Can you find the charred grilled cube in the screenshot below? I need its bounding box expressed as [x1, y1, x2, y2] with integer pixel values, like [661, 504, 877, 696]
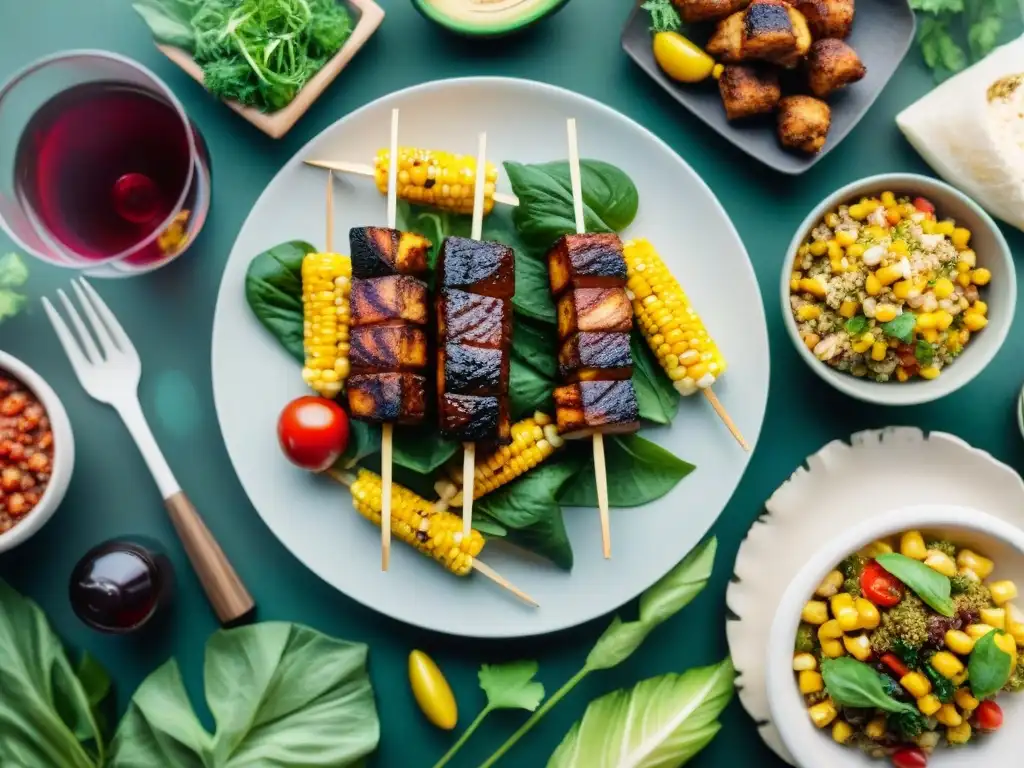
[558, 332, 633, 382]
[347, 372, 426, 424]
[437, 290, 511, 348]
[438, 237, 515, 298]
[553, 380, 640, 439]
[719, 65, 781, 121]
[439, 393, 511, 444]
[349, 226, 430, 278]
[440, 342, 507, 396]
[350, 275, 428, 327]
[547, 233, 626, 297]
[743, 0, 796, 61]
[350, 324, 428, 373]
[557, 287, 632, 340]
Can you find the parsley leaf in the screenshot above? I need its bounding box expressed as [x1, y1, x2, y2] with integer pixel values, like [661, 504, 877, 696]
[910, 0, 1010, 80]
[641, 0, 681, 33]
[844, 315, 868, 335]
[478, 661, 545, 712]
[882, 313, 916, 343]
[915, 339, 935, 365]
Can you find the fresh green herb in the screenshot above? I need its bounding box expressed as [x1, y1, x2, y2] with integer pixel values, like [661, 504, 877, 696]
[881, 313, 916, 344]
[892, 638, 920, 668]
[245, 239, 309, 362]
[925, 539, 957, 558]
[631, 333, 680, 425]
[795, 623, 817, 653]
[0, 252, 29, 323]
[888, 709, 927, 740]
[969, 629, 1015, 699]
[1004, 652, 1024, 692]
[876, 553, 955, 616]
[924, 662, 955, 702]
[870, 593, 930, 654]
[820, 657, 921, 716]
[641, 0, 681, 32]
[844, 315, 868, 335]
[915, 339, 935, 366]
[546, 659, 734, 768]
[911, 0, 1013, 80]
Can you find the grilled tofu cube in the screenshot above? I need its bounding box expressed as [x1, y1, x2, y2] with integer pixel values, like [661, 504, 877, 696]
[558, 332, 633, 382]
[553, 380, 640, 439]
[743, 0, 796, 61]
[547, 233, 627, 297]
[349, 226, 430, 278]
[719, 65, 781, 121]
[347, 372, 426, 424]
[791, 0, 854, 39]
[438, 237, 515, 298]
[350, 275, 428, 327]
[557, 287, 632, 340]
[675, 0, 751, 23]
[439, 394, 511, 444]
[706, 11, 744, 63]
[437, 290, 510, 348]
[778, 95, 832, 154]
[350, 324, 428, 373]
[807, 39, 866, 98]
[440, 342, 508, 396]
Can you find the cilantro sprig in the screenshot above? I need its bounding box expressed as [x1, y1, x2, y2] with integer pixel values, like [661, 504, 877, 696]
[641, 0, 682, 33]
[911, 0, 1015, 80]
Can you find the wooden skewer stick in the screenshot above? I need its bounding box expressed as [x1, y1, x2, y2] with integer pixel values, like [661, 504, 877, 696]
[326, 468, 538, 607]
[703, 389, 749, 451]
[379, 107, 402, 572]
[303, 158, 520, 209]
[566, 118, 612, 560]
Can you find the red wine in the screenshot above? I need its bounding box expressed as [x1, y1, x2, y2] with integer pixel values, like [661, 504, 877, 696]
[14, 81, 194, 263]
[69, 539, 173, 633]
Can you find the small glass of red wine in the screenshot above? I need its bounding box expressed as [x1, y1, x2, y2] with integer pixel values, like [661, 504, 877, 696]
[0, 50, 211, 277]
[69, 538, 174, 634]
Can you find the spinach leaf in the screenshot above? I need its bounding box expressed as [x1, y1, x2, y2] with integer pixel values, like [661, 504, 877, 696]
[476, 462, 576, 570]
[244, 240, 311, 363]
[631, 334, 679, 425]
[820, 657, 920, 715]
[510, 316, 558, 419]
[393, 427, 459, 475]
[514, 249, 556, 323]
[505, 160, 639, 248]
[131, 0, 196, 50]
[338, 421, 380, 469]
[875, 553, 955, 617]
[558, 434, 695, 508]
[110, 622, 379, 767]
[969, 630, 1015, 699]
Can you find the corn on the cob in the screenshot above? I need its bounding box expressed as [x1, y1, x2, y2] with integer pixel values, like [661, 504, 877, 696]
[436, 412, 564, 507]
[350, 468, 484, 576]
[623, 239, 727, 396]
[301, 252, 351, 397]
[373, 148, 499, 215]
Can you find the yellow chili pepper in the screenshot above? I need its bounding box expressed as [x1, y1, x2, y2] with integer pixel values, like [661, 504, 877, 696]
[652, 32, 721, 84]
[409, 650, 458, 730]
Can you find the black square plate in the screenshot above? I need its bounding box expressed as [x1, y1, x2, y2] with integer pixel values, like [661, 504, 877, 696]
[621, 1, 916, 174]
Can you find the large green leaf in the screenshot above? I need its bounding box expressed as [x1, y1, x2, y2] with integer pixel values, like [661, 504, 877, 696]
[110, 622, 379, 767]
[131, 0, 197, 50]
[631, 334, 679, 425]
[244, 240, 311, 363]
[547, 659, 734, 768]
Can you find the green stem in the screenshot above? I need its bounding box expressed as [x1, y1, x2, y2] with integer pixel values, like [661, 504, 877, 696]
[476, 667, 590, 768]
[431, 706, 493, 768]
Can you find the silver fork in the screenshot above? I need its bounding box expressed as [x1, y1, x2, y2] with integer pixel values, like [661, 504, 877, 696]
[43, 279, 253, 625]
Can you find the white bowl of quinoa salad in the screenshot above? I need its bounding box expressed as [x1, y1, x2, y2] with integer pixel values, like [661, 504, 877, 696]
[782, 174, 1015, 406]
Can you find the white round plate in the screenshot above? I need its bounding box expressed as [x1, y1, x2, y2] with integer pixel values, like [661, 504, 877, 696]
[212, 77, 769, 637]
[726, 427, 1024, 765]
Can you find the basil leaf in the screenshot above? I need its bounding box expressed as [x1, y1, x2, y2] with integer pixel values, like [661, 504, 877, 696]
[631, 334, 680, 425]
[875, 553, 955, 617]
[969, 630, 1015, 699]
[821, 658, 919, 715]
[844, 315, 867, 335]
[244, 240, 311, 363]
[881, 313, 916, 343]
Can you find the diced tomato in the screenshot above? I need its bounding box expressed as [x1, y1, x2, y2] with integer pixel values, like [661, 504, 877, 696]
[976, 700, 1003, 731]
[913, 197, 935, 216]
[861, 560, 904, 607]
[881, 653, 910, 678]
[892, 746, 927, 768]
[896, 344, 920, 377]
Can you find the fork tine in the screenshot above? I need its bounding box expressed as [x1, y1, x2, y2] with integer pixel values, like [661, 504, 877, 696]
[56, 289, 102, 364]
[71, 280, 120, 358]
[77, 278, 135, 355]
[42, 298, 92, 382]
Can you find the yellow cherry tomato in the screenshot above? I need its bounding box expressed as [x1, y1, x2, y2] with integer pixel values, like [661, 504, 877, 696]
[408, 650, 458, 730]
[652, 32, 719, 84]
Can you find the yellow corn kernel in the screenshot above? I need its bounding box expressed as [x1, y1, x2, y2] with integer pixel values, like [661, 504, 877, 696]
[957, 248, 977, 268]
[874, 304, 899, 322]
[890, 239, 909, 254]
[825, 212, 841, 228]
[945, 630, 975, 655]
[835, 230, 857, 247]
[957, 549, 994, 580]
[798, 277, 827, 299]
[855, 598, 881, 630]
[966, 624, 996, 640]
[880, 191, 897, 207]
[919, 366, 941, 380]
[957, 272, 972, 288]
[838, 300, 858, 318]
[915, 312, 936, 330]
[843, 633, 872, 661]
[865, 273, 882, 296]
[802, 600, 829, 625]
[922, 218, 937, 234]
[900, 531, 928, 560]
[793, 653, 818, 671]
[799, 670, 824, 694]
[862, 540, 893, 557]
[852, 335, 873, 354]
[896, 366, 910, 382]
[809, 700, 838, 728]
[816, 570, 845, 598]
[790, 275, 802, 292]
[980, 607, 1006, 630]
[973, 300, 988, 316]
[971, 267, 992, 286]
[954, 687, 979, 712]
[900, 672, 932, 698]
[934, 309, 954, 331]
[820, 639, 845, 658]
[832, 720, 854, 744]
[864, 717, 887, 740]
[818, 619, 843, 641]
[947, 722, 972, 745]
[963, 313, 988, 332]
[870, 341, 887, 362]
[952, 670, 969, 686]
[924, 550, 956, 577]
[846, 243, 865, 258]
[809, 240, 828, 256]
[300, 252, 352, 397]
[932, 220, 954, 236]
[826, 239, 843, 258]
[796, 305, 821, 321]
[994, 631, 1017, 659]
[848, 202, 870, 220]
[374, 148, 498, 214]
[935, 703, 962, 727]
[951, 227, 971, 249]
[922, 327, 940, 343]
[892, 279, 915, 300]
[917, 694, 942, 716]
[803, 333, 821, 350]
[991, 581, 1018, 605]
[876, 266, 904, 287]
[931, 651, 964, 679]
[932, 277, 955, 299]
[1006, 604, 1024, 646]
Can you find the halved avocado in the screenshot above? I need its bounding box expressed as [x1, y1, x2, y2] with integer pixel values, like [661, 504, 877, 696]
[411, 0, 572, 38]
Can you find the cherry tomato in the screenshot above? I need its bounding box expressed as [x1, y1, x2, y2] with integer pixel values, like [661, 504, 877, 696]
[881, 652, 910, 678]
[861, 560, 904, 607]
[277, 396, 349, 472]
[976, 699, 1004, 731]
[913, 197, 936, 216]
[892, 746, 927, 768]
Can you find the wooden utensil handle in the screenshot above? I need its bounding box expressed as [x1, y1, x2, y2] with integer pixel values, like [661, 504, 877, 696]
[164, 491, 255, 625]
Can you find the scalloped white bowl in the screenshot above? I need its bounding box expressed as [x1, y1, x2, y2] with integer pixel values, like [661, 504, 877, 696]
[767, 505, 1024, 768]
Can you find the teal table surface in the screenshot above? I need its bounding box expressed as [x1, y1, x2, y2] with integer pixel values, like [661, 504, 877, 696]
[2, 2, 1024, 766]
